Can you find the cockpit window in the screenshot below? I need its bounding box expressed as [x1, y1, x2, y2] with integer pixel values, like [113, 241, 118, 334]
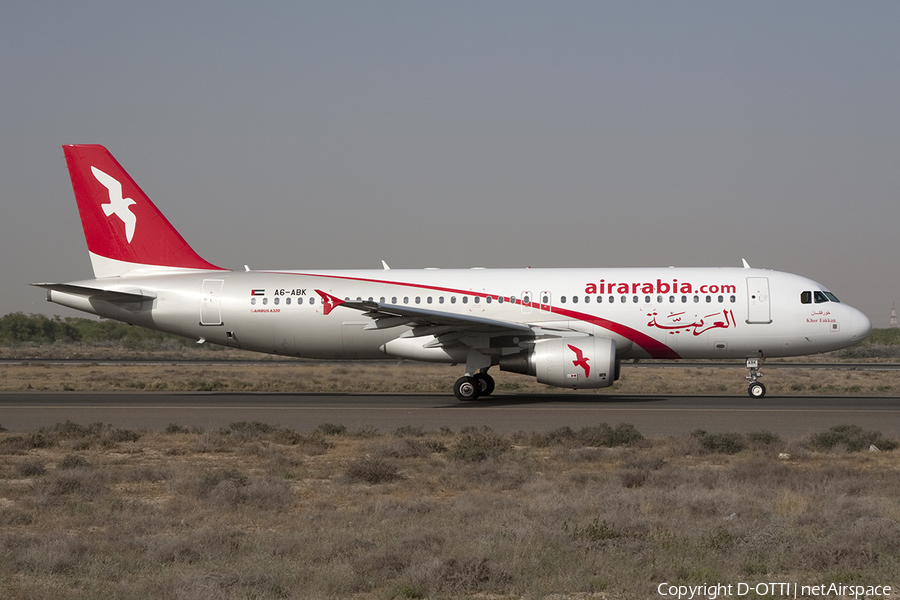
[801, 290, 841, 304]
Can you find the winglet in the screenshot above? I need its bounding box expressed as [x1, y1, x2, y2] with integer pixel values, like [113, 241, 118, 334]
[315, 289, 346, 316]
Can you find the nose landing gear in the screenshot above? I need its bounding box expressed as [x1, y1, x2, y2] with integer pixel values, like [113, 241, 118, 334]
[746, 357, 765, 398]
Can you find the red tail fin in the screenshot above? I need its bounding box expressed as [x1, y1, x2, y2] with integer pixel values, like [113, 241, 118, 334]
[63, 145, 224, 277]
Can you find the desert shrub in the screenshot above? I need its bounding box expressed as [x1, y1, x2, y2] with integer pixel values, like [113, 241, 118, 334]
[316, 423, 347, 436]
[224, 421, 278, 434]
[577, 423, 644, 447]
[747, 430, 781, 446]
[410, 557, 511, 596]
[0, 433, 50, 454]
[692, 430, 746, 454]
[165, 423, 204, 434]
[36, 421, 141, 449]
[15, 460, 46, 477]
[526, 426, 577, 447]
[345, 457, 402, 484]
[394, 425, 426, 437]
[373, 438, 432, 459]
[565, 517, 629, 544]
[178, 468, 249, 500]
[807, 424, 898, 452]
[34, 469, 109, 503]
[57, 455, 90, 470]
[449, 428, 509, 462]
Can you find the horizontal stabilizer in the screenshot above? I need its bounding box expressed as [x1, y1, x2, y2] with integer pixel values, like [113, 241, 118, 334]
[31, 283, 156, 303]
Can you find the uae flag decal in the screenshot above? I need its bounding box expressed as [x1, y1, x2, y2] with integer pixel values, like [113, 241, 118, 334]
[251, 289, 265, 296]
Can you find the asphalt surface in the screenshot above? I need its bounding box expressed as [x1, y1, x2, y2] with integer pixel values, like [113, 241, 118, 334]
[1, 392, 898, 437]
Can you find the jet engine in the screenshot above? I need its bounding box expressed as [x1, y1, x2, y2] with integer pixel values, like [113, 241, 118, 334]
[500, 336, 618, 389]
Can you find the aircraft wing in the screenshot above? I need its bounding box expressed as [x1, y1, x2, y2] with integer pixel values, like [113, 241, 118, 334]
[314, 289, 577, 349]
[31, 283, 156, 304]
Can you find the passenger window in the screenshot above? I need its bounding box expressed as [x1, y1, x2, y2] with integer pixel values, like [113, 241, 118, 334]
[298, 297, 304, 305]
[403, 297, 409, 304]
[572, 296, 578, 304]
[486, 296, 492, 304]
[474, 297, 480, 304]
[262, 298, 268, 305]
[462, 297, 469, 304]
[451, 297, 456, 304]
[309, 297, 315, 305]
[251, 297, 256, 305]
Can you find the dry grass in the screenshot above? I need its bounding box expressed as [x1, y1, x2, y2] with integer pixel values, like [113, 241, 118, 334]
[1, 358, 899, 395]
[1, 342, 897, 395]
[1, 422, 898, 599]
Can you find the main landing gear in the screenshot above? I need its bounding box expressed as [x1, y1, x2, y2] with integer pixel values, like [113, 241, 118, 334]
[746, 357, 766, 398]
[454, 371, 495, 401]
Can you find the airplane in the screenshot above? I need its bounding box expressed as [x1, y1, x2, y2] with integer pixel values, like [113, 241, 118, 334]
[34, 145, 872, 400]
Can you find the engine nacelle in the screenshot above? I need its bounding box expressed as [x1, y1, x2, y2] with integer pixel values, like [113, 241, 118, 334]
[500, 336, 617, 389]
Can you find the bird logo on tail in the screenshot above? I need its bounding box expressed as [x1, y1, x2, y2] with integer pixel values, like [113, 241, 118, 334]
[91, 166, 137, 243]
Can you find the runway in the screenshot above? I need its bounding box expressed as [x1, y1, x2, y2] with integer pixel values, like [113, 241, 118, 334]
[1, 392, 898, 437]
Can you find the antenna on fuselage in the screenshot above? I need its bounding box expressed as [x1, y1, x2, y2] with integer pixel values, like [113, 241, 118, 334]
[741, 258, 751, 269]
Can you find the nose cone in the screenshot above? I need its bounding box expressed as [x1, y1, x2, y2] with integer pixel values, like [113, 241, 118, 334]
[848, 307, 872, 344]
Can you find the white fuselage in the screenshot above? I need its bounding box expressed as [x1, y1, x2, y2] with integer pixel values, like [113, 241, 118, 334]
[46, 266, 872, 362]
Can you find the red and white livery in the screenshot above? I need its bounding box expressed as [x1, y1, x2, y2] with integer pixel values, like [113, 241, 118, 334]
[35, 145, 872, 399]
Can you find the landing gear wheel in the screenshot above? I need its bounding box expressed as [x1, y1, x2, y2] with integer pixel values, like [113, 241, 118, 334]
[748, 382, 766, 398]
[473, 373, 495, 397]
[454, 376, 480, 401]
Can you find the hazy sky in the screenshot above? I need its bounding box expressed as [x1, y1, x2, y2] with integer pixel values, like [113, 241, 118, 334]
[3, 2, 899, 326]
